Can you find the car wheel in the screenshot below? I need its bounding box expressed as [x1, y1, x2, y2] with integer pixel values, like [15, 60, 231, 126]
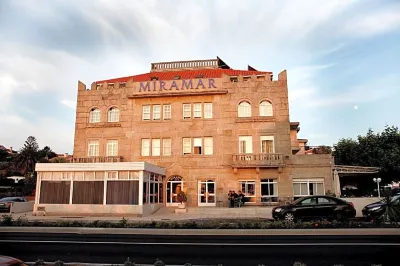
[284, 212, 295, 222]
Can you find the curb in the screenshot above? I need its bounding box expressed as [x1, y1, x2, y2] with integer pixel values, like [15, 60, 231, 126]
[3, 227, 400, 235]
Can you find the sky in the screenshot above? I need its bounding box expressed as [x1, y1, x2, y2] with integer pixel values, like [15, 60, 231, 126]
[0, 0, 399, 153]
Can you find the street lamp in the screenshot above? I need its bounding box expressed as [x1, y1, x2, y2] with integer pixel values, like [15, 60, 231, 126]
[373, 178, 382, 198]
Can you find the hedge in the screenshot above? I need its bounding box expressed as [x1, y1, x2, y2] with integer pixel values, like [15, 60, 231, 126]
[2, 215, 399, 229]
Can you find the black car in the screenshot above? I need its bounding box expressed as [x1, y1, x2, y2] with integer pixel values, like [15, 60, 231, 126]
[0, 197, 27, 212]
[272, 195, 356, 222]
[362, 194, 400, 221]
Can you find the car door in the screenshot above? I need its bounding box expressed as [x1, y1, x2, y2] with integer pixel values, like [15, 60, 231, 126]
[314, 197, 336, 218]
[294, 197, 317, 219]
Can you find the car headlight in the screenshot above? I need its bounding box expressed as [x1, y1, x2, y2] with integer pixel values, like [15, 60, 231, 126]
[274, 208, 282, 213]
[370, 206, 382, 211]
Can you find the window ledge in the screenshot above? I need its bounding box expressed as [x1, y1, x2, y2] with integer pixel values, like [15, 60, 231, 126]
[180, 118, 216, 122]
[236, 116, 275, 123]
[86, 122, 121, 128]
[180, 155, 214, 158]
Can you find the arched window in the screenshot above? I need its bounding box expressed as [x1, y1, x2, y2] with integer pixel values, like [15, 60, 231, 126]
[238, 101, 251, 117]
[108, 107, 120, 122]
[259, 101, 273, 116]
[89, 108, 101, 123]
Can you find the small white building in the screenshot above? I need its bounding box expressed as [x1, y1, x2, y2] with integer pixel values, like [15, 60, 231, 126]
[34, 162, 165, 216]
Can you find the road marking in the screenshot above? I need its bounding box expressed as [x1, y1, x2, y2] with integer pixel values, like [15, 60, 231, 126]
[2, 240, 400, 246]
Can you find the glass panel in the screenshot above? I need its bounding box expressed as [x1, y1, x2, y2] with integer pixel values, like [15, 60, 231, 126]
[193, 103, 202, 118]
[204, 137, 213, 155]
[153, 105, 161, 120]
[142, 105, 150, 120]
[152, 139, 161, 156]
[163, 105, 171, 120]
[141, 139, 150, 156]
[293, 183, 301, 196]
[204, 103, 213, 119]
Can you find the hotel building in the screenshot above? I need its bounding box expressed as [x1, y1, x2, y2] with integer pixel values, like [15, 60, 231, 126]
[34, 57, 334, 216]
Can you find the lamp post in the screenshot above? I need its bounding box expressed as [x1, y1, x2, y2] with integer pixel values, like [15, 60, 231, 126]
[373, 178, 382, 198]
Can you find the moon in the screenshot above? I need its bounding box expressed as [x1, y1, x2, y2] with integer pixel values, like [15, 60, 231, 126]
[354, 105, 358, 110]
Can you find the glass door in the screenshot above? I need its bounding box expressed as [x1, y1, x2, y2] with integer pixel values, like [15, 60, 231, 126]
[198, 180, 216, 206]
[166, 180, 183, 206]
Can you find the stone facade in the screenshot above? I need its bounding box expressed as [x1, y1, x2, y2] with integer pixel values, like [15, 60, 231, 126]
[70, 58, 333, 208]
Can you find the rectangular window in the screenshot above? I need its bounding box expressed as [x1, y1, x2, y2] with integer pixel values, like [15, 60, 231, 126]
[239, 136, 253, 154]
[142, 105, 151, 120]
[193, 138, 202, 154]
[260, 136, 274, 153]
[204, 137, 213, 155]
[163, 104, 171, 120]
[183, 138, 192, 155]
[183, 104, 191, 119]
[152, 139, 161, 156]
[153, 105, 161, 120]
[261, 179, 278, 202]
[141, 139, 150, 156]
[106, 140, 118, 156]
[193, 103, 202, 118]
[88, 140, 99, 157]
[204, 103, 213, 119]
[239, 181, 256, 203]
[293, 180, 324, 198]
[107, 171, 117, 180]
[163, 138, 172, 156]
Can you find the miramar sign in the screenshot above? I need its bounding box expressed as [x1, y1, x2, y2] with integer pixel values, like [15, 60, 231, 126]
[138, 78, 217, 92]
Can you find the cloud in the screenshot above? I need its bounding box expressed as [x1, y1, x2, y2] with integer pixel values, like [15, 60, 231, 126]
[343, 5, 400, 37]
[0, 0, 399, 153]
[61, 100, 76, 109]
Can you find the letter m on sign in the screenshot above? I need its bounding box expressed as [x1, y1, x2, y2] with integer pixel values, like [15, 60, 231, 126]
[139, 82, 151, 92]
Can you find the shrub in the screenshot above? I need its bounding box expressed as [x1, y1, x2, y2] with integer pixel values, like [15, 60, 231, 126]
[124, 257, 136, 266]
[1, 214, 13, 225]
[154, 259, 165, 266]
[54, 260, 65, 266]
[33, 258, 45, 266]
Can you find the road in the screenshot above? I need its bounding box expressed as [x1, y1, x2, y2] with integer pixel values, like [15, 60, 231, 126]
[1, 229, 399, 266]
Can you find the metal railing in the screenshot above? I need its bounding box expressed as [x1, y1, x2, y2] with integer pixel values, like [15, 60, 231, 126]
[232, 153, 284, 167]
[69, 156, 123, 163]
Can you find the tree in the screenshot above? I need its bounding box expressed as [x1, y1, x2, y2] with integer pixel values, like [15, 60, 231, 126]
[14, 136, 40, 176]
[0, 149, 10, 162]
[38, 146, 57, 162]
[333, 125, 400, 176]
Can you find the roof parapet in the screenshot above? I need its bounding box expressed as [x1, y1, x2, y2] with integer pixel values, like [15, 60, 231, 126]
[151, 58, 219, 72]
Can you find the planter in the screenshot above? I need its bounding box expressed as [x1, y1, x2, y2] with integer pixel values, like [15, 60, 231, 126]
[178, 203, 186, 209]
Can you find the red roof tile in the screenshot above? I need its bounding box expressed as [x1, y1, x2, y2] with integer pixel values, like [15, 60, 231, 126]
[95, 69, 271, 84]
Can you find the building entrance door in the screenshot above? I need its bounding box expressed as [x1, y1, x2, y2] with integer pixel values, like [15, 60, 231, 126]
[166, 175, 183, 207]
[198, 180, 216, 206]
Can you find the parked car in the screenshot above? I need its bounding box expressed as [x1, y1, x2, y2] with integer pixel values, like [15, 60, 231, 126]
[272, 195, 356, 222]
[0, 197, 27, 212]
[362, 193, 400, 222]
[0, 256, 27, 266]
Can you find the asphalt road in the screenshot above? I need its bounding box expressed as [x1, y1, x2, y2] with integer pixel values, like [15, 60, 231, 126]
[1, 232, 399, 266]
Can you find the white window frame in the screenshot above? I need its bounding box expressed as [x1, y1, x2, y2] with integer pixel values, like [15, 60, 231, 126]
[238, 101, 251, 117]
[193, 137, 203, 155]
[204, 103, 213, 119]
[204, 137, 213, 155]
[259, 101, 273, 116]
[260, 136, 275, 153]
[141, 139, 150, 156]
[163, 138, 172, 156]
[89, 108, 101, 123]
[239, 181, 256, 202]
[193, 103, 202, 118]
[106, 140, 118, 156]
[261, 179, 278, 199]
[183, 104, 191, 119]
[293, 179, 325, 197]
[163, 104, 171, 120]
[106, 171, 118, 180]
[153, 105, 161, 120]
[142, 105, 151, 120]
[183, 138, 192, 155]
[239, 136, 253, 154]
[88, 140, 99, 157]
[108, 107, 120, 122]
[152, 139, 161, 156]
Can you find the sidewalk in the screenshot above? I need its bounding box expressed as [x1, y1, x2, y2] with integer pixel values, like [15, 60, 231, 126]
[9, 206, 274, 222]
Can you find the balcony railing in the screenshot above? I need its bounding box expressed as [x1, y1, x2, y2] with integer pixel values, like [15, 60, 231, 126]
[232, 153, 285, 168]
[69, 156, 123, 163]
